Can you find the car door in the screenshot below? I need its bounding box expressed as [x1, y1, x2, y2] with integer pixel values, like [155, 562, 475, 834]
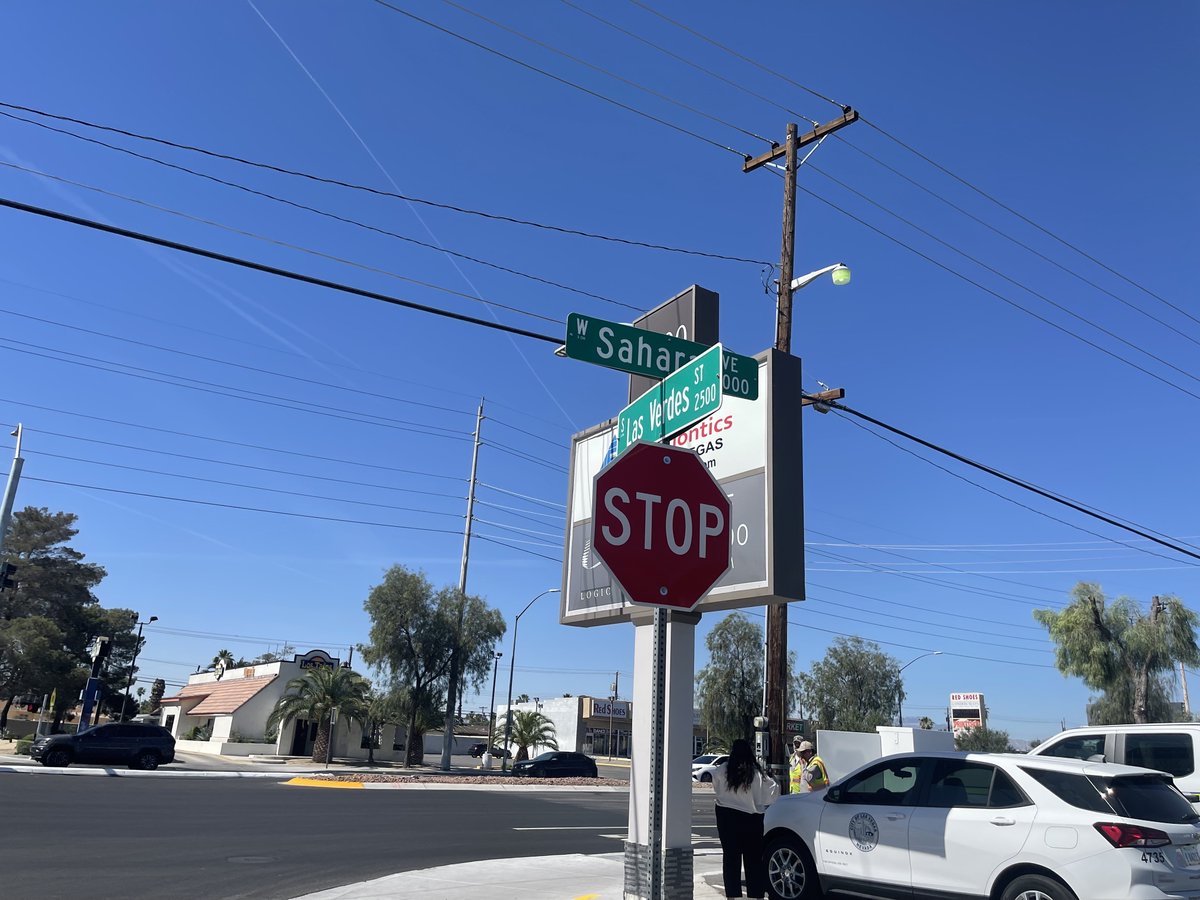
[75, 725, 121, 763]
[816, 757, 924, 899]
[908, 760, 1036, 897]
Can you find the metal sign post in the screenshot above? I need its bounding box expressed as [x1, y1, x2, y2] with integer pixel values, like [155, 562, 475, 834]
[648, 607, 668, 899]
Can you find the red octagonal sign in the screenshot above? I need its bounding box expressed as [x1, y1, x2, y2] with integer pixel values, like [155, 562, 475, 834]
[591, 441, 731, 610]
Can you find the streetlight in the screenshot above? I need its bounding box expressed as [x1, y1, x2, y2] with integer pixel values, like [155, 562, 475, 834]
[897, 651, 942, 728]
[788, 262, 850, 293]
[502, 588, 559, 772]
[482, 650, 503, 769]
[123, 614, 158, 721]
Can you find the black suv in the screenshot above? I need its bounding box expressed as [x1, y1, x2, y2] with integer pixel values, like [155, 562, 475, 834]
[469, 742, 512, 759]
[30, 723, 176, 770]
[512, 751, 598, 778]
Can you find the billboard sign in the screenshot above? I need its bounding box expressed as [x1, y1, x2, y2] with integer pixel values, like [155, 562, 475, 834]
[561, 349, 805, 626]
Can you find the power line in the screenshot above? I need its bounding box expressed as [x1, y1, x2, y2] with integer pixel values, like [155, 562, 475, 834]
[439, 0, 774, 144]
[26, 475, 469, 534]
[822, 397, 1200, 564]
[0, 397, 467, 481]
[860, 118, 1199, 329]
[0, 196, 562, 344]
[794, 183, 1200, 406]
[0, 337, 476, 442]
[809, 163, 1200, 383]
[625, 0, 848, 112]
[483, 440, 568, 473]
[806, 581, 1047, 633]
[831, 135, 1200, 347]
[29, 449, 466, 519]
[0, 99, 767, 263]
[477, 481, 566, 509]
[369, 1, 749, 159]
[474, 533, 562, 563]
[0, 130, 633, 315]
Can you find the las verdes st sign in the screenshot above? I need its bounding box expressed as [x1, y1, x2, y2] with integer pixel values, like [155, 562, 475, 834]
[617, 343, 723, 454]
[565, 312, 758, 401]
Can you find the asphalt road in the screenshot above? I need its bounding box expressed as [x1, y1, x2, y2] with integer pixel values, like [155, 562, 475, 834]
[2, 775, 717, 899]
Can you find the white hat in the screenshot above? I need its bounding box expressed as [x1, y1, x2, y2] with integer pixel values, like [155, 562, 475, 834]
[797, 740, 815, 752]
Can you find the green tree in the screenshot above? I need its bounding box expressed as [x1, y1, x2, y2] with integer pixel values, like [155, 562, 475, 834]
[361, 690, 404, 766]
[359, 566, 503, 767]
[504, 709, 557, 761]
[212, 649, 235, 671]
[515, 693, 530, 704]
[0, 616, 68, 727]
[147, 678, 166, 713]
[799, 636, 903, 733]
[267, 666, 370, 763]
[1035, 584, 1199, 724]
[918, 716, 935, 730]
[0, 508, 107, 729]
[696, 613, 763, 750]
[955, 726, 1014, 753]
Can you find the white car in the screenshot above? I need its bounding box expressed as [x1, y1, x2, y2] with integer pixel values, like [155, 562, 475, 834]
[762, 750, 1200, 900]
[692, 753, 728, 782]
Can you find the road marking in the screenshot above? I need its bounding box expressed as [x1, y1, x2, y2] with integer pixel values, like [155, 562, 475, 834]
[286, 777, 363, 789]
[512, 826, 616, 831]
[572, 895, 600, 900]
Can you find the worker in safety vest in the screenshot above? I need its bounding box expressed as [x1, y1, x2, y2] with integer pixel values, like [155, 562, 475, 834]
[791, 739, 829, 793]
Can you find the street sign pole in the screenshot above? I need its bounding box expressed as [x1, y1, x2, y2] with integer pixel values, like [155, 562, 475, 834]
[648, 607, 667, 900]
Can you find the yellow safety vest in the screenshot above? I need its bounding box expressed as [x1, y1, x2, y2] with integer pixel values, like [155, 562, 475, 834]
[789, 758, 804, 792]
[806, 755, 830, 790]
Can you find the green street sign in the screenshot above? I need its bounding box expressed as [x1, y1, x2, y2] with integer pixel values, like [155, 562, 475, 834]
[565, 312, 758, 400]
[618, 343, 724, 453]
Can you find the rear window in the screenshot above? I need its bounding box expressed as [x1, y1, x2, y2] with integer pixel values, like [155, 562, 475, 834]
[1039, 734, 1106, 762]
[1125, 733, 1196, 778]
[1022, 767, 1200, 824]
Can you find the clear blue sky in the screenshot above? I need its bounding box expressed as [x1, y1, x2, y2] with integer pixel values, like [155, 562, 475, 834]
[0, 2, 1196, 741]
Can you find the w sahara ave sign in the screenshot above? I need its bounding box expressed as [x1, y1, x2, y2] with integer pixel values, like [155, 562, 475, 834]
[591, 441, 731, 611]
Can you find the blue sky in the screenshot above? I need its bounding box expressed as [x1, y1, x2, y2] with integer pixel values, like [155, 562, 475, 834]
[0, 2, 1196, 741]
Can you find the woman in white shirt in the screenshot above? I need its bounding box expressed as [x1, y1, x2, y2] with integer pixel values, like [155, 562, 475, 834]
[712, 738, 780, 899]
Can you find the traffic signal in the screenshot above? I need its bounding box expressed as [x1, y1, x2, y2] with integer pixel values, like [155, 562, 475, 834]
[0, 562, 18, 593]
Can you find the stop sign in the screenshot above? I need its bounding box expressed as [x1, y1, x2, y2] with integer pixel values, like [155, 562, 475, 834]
[591, 441, 731, 610]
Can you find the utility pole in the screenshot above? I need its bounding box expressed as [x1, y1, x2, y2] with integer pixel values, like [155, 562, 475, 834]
[742, 110, 858, 792]
[441, 399, 483, 771]
[0, 424, 25, 560]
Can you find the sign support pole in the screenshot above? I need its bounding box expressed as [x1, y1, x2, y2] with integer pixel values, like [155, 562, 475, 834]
[648, 608, 667, 899]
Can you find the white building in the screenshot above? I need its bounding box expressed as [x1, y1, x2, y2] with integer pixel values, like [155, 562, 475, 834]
[158, 649, 479, 760]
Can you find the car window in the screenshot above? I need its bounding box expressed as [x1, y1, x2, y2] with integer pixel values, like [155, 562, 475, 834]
[1125, 733, 1196, 778]
[1099, 774, 1200, 823]
[694, 755, 717, 765]
[1020, 767, 1114, 813]
[923, 760, 992, 808]
[988, 770, 1029, 808]
[841, 760, 922, 806]
[533, 751, 555, 761]
[1040, 734, 1106, 762]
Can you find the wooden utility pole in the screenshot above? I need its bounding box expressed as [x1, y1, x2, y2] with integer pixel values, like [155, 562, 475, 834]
[743, 109, 858, 791]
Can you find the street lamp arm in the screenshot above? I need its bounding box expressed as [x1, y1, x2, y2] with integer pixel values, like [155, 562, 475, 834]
[789, 262, 849, 293]
[899, 650, 943, 674]
[501, 587, 559, 772]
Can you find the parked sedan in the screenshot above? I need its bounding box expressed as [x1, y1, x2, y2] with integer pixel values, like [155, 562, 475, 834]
[30, 723, 176, 770]
[511, 750, 598, 778]
[762, 750, 1200, 900]
[692, 754, 728, 782]
[468, 742, 512, 759]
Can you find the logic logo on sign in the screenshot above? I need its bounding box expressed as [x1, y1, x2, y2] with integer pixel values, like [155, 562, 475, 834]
[849, 813, 879, 852]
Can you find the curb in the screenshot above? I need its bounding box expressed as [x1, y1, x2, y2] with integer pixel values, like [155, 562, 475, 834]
[285, 777, 629, 792]
[0, 765, 295, 779]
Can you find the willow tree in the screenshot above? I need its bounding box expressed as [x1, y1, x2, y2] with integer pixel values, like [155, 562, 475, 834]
[695, 613, 764, 750]
[1035, 583, 1199, 724]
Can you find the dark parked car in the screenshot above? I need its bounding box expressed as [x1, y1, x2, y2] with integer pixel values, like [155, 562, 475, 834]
[469, 742, 512, 759]
[512, 750, 598, 778]
[30, 723, 176, 770]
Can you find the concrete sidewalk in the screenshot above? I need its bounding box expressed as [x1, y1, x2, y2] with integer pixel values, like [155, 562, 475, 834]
[291, 852, 734, 900]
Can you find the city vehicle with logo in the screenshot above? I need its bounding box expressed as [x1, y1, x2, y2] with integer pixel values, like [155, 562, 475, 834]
[30, 723, 176, 770]
[1030, 723, 1200, 809]
[762, 750, 1200, 900]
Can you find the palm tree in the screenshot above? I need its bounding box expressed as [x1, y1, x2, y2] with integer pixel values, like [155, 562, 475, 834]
[211, 649, 235, 672]
[267, 666, 370, 763]
[362, 690, 402, 766]
[918, 716, 935, 730]
[505, 709, 558, 761]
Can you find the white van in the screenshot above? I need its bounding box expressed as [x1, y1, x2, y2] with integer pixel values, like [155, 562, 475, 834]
[1029, 722, 1200, 804]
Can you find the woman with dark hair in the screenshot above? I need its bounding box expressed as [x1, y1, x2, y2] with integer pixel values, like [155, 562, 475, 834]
[712, 738, 780, 899]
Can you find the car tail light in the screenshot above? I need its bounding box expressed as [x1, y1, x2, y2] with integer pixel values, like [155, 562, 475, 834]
[1094, 823, 1172, 848]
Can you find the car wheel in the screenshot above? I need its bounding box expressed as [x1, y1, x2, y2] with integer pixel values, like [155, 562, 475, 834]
[1001, 874, 1078, 900]
[132, 750, 160, 771]
[765, 832, 817, 900]
[700, 771, 713, 783]
[42, 748, 72, 768]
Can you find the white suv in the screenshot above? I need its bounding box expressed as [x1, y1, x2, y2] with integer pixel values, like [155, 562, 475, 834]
[762, 750, 1200, 900]
[1030, 724, 1200, 805]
